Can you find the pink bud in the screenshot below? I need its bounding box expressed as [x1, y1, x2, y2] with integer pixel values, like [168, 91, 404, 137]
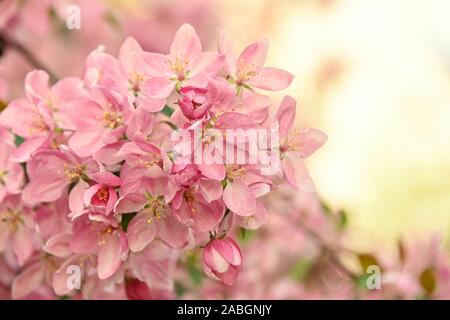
[202, 237, 242, 285]
[178, 86, 212, 120]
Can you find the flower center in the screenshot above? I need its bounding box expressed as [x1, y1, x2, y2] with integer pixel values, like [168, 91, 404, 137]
[97, 227, 113, 246]
[281, 130, 303, 153]
[29, 113, 49, 134]
[130, 73, 145, 93]
[183, 188, 196, 204]
[225, 164, 247, 179]
[0, 209, 22, 233]
[167, 55, 188, 79]
[236, 65, 258, 83]
[96, 187, 109, 202]
[64, 163, 86, 182]
[136, 154, 162, 169]
[143, 194, 167, 224]
[102, 111, 124, 129]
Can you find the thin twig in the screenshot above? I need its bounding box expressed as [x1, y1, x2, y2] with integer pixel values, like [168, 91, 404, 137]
[0, 31, 58, 82]
[294, 217, 359, 281]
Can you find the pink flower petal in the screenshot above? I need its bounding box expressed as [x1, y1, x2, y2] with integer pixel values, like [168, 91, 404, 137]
[282, 156, 316, 193]
[157, 215, 189, 249]
[198, 163, 226, 181]
[298, 128, 328, 158]
[142, 77, 175, 99]
[223, 182, 256, 216]
[68, 130, 105, 158]
[43, 233, 72, 258]
[69, 180, 89, 215]
[276, 95, 296, 138]
[236, 38, 269, 75]
[12, 224, 34, 266]
[97, 231, 126, 279]
[0, 99, 36, 138]
[22, 175, 68, 204]
[218, 30, 237, 76]
[119, 37, 142, 77]
[11, 262, 45, 299]
[10, 134, 50, 163]
[248, 67, 294, 91]
[169, 24, 202, 66]
[198, 178, 223, 202]
[126, 212, 157, 253]
[24, 70, 50, 104]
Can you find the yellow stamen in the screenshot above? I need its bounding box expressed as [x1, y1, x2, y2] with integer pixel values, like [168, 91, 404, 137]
[102, 111, 124, 129]
[64, 164, 86, 182]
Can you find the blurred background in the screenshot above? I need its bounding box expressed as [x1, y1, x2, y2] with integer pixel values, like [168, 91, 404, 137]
[215, 0, 450, 251]
[1, 0, 449, 250]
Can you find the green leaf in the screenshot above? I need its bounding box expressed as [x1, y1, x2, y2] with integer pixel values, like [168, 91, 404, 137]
[419, 268, 436, 295]
[355, 274, 371, 289]
[14, 135, 24, 147]
[121, 212, 137, 232]
[220, 179, 228, 189]
[186, 253, 203, 285]
[161, 105, 174, 117]
[188, 264, 203, 285]
[174, 281, 187, 298]
[238, 227, 255, 243]
[289, 259, 312, 281]
[59, 295, 71, 300]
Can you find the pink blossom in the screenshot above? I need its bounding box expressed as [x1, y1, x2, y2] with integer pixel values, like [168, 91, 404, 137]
[276, 96, 327, 191]
[219, 31, 294, 93]
[0, 127, 24, 202]
[115, 177, 189, 252]
[0, 70, 83, 162]
[22, 146, 99, 204]
[171, 164, 224, 232]
[222, 165, 271, 216]
[70, 215, 128, 280]
[81, 171, 121, 218]
[202, 237, 242, 286]
[0, 195, 35, 266]
[66, 87, 133, 158]
[138, 24, 224, 99]
[177, 86, 212, 120]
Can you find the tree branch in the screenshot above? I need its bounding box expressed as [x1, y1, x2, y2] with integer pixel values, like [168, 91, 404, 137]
[0, 31, 58, 82]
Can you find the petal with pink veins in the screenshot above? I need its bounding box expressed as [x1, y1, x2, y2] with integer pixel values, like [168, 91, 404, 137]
[97, 231, 125, 280]
[12, 224, 34, 266]
[157, 215, 189, 249]
[126, 212, 157, 253]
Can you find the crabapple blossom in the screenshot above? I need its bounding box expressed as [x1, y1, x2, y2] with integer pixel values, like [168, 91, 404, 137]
[0, 23, 332, 299]
[202, 237, 242, 286]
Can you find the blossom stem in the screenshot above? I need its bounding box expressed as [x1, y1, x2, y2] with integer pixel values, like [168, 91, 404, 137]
[0, 31, 58, 82]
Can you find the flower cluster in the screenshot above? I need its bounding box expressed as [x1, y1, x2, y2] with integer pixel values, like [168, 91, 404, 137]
[0, 24, 326, 299]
